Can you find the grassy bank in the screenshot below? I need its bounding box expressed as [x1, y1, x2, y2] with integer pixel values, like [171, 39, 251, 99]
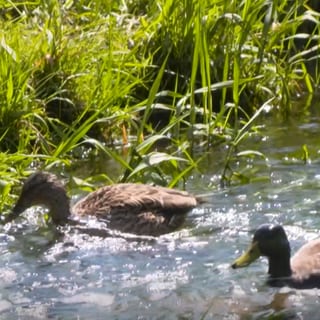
[0, 0, 319, 210]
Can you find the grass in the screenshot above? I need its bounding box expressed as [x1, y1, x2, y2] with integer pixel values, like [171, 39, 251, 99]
[0, 0, 319, 210]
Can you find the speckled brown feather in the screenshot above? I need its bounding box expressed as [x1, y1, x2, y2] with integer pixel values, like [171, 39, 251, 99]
[73, 183, 198, 216]
[72, 183, 199, 236]
[6, 172, 201, 236]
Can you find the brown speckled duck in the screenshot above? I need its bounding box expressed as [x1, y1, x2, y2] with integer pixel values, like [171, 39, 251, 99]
[4, 171, 202, 236]
[231, 224, 320, 289]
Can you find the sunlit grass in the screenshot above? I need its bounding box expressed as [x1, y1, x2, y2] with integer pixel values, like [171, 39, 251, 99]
[0, 0, 319, 212]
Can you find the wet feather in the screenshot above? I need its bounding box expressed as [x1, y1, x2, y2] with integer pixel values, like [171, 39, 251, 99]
[5, 171, 202, 236]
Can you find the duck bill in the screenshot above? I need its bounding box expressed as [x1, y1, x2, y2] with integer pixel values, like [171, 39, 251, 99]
[2, 210, 22, 224]
[232, 241, 261, 268]
[1, 199, 27, 224]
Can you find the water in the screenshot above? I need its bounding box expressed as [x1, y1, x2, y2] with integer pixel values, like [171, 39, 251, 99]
[2, 113, 320, 319]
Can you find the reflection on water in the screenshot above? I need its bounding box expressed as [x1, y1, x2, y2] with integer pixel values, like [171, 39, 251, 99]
[2, 115, 320, 319]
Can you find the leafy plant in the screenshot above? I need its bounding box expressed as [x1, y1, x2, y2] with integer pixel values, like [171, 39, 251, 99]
[0, 0, 318, 201]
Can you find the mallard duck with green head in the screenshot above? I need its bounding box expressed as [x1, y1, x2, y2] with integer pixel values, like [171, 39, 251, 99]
[4, 171, 203, 237]
[232, 224, 320, 289]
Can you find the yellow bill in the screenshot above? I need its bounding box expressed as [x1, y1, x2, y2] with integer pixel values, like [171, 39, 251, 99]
[232, 241, 261, 268]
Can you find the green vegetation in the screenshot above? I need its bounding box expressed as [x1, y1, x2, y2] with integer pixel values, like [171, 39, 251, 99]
[0, 0, 319, 211]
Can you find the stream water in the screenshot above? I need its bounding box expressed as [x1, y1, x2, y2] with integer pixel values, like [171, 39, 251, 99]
[2, 107, 320, 319]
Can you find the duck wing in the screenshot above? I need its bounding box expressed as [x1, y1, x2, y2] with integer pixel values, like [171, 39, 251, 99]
[72, 183, 198, 218]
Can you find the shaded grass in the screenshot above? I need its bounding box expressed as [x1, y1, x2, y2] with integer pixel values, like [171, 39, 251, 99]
[0, 0, 319, 210]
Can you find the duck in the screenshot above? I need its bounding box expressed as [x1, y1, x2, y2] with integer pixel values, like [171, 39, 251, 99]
[231, 224, 320, 288]
[3, 171, 203, 236]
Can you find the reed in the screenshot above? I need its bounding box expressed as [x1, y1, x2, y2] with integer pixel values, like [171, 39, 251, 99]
[0, 0, 319, 211]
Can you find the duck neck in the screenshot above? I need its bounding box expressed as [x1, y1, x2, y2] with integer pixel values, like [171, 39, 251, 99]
[46, 193, 71, 225]
[268, 252, 292, 279]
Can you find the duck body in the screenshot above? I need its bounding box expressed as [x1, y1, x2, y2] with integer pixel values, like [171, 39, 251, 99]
[288, 239, 320, 288]
[231, 224, 320, 289]
[73, 183, 199, 236]
[5, 171, 201, 236]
